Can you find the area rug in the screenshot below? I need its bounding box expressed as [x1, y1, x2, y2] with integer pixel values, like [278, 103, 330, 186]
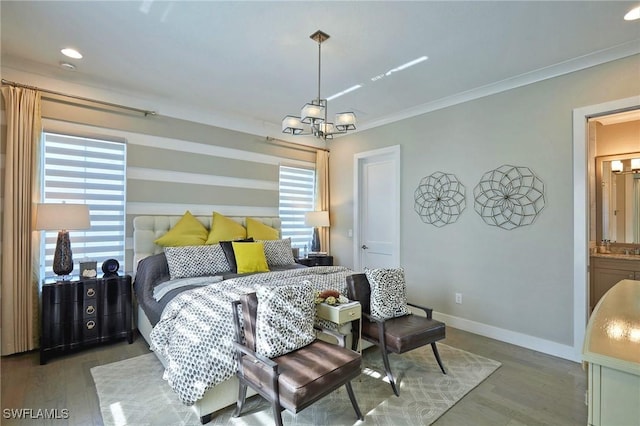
[91, 344, 500, 426]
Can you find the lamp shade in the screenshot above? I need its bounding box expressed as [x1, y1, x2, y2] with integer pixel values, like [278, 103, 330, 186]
[36, 203, 90, 231]
[335, 112, 356, 131]
[301, 102, 325, 124]
[305, 211, 330, 228]
[282, 115, 305, 135]
[631, 158, 640, 171]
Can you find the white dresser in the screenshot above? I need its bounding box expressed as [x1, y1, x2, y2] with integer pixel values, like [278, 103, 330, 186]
[582, 279, 640, 426]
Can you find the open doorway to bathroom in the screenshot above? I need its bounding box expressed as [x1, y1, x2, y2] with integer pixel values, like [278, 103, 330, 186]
[587, 111, 640, 311]
[572, 96, 640, 361]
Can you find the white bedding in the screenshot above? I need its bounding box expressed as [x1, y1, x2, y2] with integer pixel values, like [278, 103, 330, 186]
[149, 266, 353, 405]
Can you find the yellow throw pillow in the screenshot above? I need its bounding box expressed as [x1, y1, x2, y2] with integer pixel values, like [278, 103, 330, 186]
[246, 217, 279, 240]
[233, 241, 270, 274]
[206, 212, 247, 244]
[154, 211, 208, 247]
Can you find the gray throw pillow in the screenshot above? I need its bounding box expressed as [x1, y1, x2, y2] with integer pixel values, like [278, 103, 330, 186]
[365, 267, 410, 320]
[164, 244, 230, 279]
[262, 238, 296, 266]
[255, 282, 315, 358]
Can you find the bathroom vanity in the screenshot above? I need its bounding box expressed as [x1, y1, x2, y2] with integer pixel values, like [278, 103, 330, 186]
[590, 254, 640, 311]
[582, 279, 640, 426]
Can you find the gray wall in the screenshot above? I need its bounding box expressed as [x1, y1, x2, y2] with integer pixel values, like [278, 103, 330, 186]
[328, 54, 640, 349]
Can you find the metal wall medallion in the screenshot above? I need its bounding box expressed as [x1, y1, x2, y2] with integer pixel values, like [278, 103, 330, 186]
[414, 172, 466, 227]
[473, 164, 545, 230]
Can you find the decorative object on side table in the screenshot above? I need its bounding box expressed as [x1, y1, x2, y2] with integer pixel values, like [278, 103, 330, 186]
[80, 260, 97, 279]
[102, 258, 120, 277]
[35, 203, 91, 278]
[305, 210, 330, 253]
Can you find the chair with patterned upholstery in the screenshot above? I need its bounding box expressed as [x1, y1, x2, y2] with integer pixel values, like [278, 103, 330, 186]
[346, 269, 446, 396]
[231, 283, 363, 426]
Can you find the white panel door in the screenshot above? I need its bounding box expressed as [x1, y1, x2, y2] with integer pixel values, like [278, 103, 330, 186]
[354, 146, 400, 271]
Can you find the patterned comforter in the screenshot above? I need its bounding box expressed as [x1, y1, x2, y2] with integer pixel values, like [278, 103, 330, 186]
[149, 266, 353, 405]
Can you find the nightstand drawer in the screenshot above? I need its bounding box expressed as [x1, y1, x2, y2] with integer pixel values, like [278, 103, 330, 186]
[316, 302, 361, 324]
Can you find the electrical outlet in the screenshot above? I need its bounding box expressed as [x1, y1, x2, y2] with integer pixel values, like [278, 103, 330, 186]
[455, 293, 462, 304]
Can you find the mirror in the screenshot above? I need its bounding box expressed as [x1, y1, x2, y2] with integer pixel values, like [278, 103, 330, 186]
[596, 153, 640, 244]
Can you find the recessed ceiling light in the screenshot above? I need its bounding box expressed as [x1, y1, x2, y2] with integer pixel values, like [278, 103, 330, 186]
[624, 6, 640, 21]
[61, 48, 83, 59]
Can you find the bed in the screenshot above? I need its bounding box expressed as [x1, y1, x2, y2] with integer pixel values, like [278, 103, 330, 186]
[132, 214, 354, 424]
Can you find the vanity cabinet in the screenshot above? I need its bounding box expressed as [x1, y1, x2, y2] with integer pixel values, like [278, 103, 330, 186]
[590, 256, 640, 311]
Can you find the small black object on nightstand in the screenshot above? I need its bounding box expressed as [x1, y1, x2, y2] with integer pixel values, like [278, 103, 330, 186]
[102, 258, 120, 277]
[298, 255, 334, 267]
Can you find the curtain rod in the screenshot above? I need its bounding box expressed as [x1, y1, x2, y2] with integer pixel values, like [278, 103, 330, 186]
[265, 136, 329, 153]
[1, 79, 157, 117]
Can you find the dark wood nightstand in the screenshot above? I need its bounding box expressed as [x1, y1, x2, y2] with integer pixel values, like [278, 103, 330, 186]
[40, 275, 133, 364]
[298, 256, 334, 267]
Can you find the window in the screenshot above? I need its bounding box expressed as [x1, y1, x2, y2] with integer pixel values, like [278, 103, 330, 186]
[41, 132, 126, 279]
[278, 165, 315, 250]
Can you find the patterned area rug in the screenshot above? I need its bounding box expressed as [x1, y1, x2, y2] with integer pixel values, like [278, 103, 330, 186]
[91, 344, 500, 426]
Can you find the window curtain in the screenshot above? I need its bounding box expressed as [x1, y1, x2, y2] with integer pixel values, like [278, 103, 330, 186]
[1, 86, 42, 355]
[315, 150, 330, 254]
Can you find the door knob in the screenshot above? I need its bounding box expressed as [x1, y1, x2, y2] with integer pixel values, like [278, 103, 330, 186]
[361, 244, 369, 250]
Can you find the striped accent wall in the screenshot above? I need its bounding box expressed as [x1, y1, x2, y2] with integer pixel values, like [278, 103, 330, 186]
[34, 98, 315, 274]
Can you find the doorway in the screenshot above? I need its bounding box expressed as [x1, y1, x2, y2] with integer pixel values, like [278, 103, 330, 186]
[353, 145, 401, 271]
[572, 95, 640, 361]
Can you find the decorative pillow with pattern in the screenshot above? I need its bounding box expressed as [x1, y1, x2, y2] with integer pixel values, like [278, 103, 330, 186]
[365, 267, 410, 320]
[255, 282, 315, 358]
[164, 244, 230, 279]
[262, 238, 296, 267]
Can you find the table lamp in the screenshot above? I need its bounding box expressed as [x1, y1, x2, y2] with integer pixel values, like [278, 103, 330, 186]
[36, 203, 91, 278]
[304, 211, 330, 253]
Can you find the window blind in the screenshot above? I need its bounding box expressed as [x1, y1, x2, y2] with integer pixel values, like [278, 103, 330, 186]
[41, 132, 126, 279]
[278, 165, 315, 250]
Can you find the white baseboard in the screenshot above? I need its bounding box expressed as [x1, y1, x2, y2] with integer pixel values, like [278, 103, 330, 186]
[433, 312, 580, 363]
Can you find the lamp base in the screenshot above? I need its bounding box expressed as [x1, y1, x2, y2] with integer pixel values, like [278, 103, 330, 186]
[53, 231, 74, 276]
[311, 227, 321, 253]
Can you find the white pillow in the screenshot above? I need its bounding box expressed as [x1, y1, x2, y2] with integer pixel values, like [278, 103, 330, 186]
[255, 282, 315, 358]
[164, 244, 230, 279]
[365, 267, 410, 320]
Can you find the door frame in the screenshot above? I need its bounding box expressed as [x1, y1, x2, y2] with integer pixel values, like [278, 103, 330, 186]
[572, 95, 640, 361]
[353, 145, 401, 271]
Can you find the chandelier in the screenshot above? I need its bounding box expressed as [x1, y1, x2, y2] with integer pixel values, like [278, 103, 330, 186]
[282, 30, 356, 140]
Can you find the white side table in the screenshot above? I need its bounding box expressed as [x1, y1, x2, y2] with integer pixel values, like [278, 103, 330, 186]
[316, 301, 361, 351]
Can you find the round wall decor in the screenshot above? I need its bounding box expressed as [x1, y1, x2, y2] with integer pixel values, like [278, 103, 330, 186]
[473, 164, 545, 230]
[414, 171, 466, 227]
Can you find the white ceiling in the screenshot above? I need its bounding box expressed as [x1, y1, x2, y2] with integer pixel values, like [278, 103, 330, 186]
[1, 1, 639, 140]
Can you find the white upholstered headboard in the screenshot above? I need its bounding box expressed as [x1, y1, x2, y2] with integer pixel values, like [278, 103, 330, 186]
[132, 215, 281, 273]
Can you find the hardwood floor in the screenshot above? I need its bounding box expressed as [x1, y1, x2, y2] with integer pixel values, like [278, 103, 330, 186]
[1, 327, 587, 425]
